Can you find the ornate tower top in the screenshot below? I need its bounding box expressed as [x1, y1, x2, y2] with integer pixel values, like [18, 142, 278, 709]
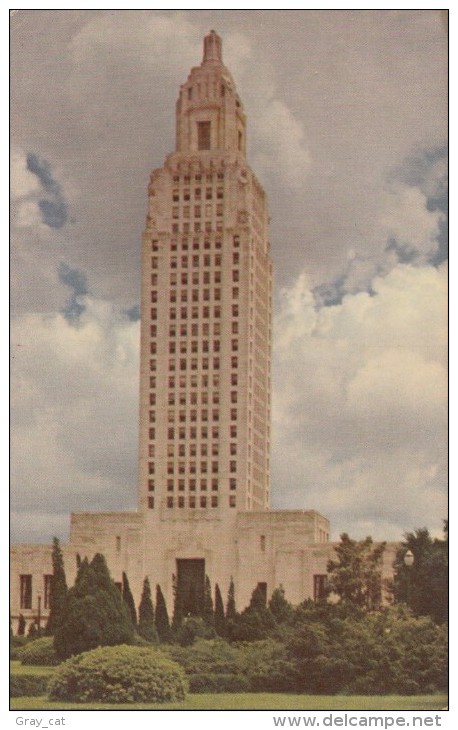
[174, 31, 246, 157]
[203, 30, 222, 64]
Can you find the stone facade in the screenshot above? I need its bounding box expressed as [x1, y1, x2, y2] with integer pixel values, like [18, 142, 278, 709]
[10, 32, 396, 634]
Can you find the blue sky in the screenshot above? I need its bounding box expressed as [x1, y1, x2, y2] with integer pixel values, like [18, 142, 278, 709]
[10, 9, 447, 543]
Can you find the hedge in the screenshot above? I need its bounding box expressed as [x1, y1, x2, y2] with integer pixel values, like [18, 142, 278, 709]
[188, 673, 250, 693]
[18, 637, 60, 666]
[10, 674, 50, 698]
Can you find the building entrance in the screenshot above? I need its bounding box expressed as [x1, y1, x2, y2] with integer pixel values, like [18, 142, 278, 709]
[176, 558, 205, 617]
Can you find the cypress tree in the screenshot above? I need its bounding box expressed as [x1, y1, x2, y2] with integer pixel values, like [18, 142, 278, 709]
[17, 614, 26, 636]
[172, 573, 184, 631]
[138, 577, 158, 643]
[54, 553, 134, 659]
[155, 584, 172, 643]
[226, 577, 236, 621]
[122, 571, 138, 627]
[226, 577, 237, 641]
[203, 575, 214, 626]
[214, 583, 226, 636]
[45, 537, 68, 636]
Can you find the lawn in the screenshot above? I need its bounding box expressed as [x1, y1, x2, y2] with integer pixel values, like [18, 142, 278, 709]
[10, 694, 448, 711]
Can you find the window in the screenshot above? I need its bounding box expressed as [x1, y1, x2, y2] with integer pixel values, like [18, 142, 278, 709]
[148, 497, 155, 509]
[198, 121, 211, 150]
[260, 535, 266, 552]
[167, 497, 174, 508]
[230, 478, 237, 490]
[313, 575, 328, 602]
[148, 479, 155, 491]
[229, 495, 236, 508]
[43, 574, 53, 609]
[20, 575, 32, 609]
[211, 495, 218, 508]
[200, 496, 207, 508]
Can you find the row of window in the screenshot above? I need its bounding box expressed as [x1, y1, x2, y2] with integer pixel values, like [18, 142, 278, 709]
[152, 237, 224, 253]
[159, 442, 237, 456]
[173, 187, 223, 202]
[163, 337, 239, 354]
[148, 477, 237, 492]
[172, 172, 224, 184]
[147, 494, 236, 509]
[148, 424, 238, 441]
[172, 203, 224, 219]
[172, 221, 223, 234]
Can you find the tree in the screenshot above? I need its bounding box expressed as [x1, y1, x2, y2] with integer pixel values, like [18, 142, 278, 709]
[226, 577, 236, 621]
[155, 584, 172, 643]
[17, 614, 26, 636]
[214, 583, 226, 637]
[393, 523, 448, 623]
[269, 585, 293, 624]
[225, 576, 237, 641]
[231, 585, 276, 642]
[138, 577, 158, 643]
[54, 553, 134, 659]
[203, 575, 214, 626]
[327, 533, 386, 610]
[122, 571, 138, 627]
[45, 537, 68, 635]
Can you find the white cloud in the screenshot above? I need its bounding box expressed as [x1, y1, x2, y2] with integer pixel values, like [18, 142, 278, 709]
[10, 296, 140, 542]
[272, 262, 448, 540]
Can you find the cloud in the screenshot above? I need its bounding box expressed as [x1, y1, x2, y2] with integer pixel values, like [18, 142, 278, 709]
[10, 289, 140, 543]
[272, 262, 447, 541]
[58, 263, 89, 322]
[26, 153, 68, 228]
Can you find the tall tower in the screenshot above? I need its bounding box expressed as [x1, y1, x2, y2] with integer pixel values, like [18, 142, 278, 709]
[139, 31, 272, 518]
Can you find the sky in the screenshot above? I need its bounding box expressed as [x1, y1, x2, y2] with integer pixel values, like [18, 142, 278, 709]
[10, 9, 448, 544]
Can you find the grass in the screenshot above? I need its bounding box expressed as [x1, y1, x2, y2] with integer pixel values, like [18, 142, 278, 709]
[10, 694, 448, 711]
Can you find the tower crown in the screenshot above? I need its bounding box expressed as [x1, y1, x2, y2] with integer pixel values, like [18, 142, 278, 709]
[175, 31, 246, 157]
[203, 30, 222, 64]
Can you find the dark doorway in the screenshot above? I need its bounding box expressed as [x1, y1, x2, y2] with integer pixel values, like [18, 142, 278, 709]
[176, 558, 205, 617]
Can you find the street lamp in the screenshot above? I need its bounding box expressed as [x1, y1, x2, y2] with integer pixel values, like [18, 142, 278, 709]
[403, 549, 414, 609]
[404, 549, 414, 568]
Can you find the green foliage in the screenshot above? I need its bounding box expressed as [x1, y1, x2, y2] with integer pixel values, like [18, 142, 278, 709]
[18, 637, 60, 666]
[214, 583, 226, 637]
[203, 575, 214, 626]
[54, 554, 134, 660]
[327, 533, 386, 610]
[238, 639, 298, 692]
[155, 584, 172, 643]
[164, 638, 240, 676]
[48, 644, 188, 703]
[230, 585, 276, 642]
[269, 586, 293, 624]
[138, 577, 158, 643]
[122, 572, 138, 627]
[393, 525, 448, 623]
[45, 537, 68, 636]
[188, 673, 250, 693]
[226, 577, 236, 621]
[283, 602, 448, 695]
[174, 616, 216, 646]
[10, 635, 29, 659]
[10, 673, 51, 698]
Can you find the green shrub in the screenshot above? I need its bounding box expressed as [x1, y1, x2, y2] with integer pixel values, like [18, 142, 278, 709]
[164, 638, 240, 676]
[10, 674, 50, 697]
[18, 637, 60, 666]
[10, 635, 29, 659]
[189, 673, 250, 693]
[48, 644, 188, 703]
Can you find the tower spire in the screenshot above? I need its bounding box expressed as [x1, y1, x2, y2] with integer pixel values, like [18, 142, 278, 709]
[203, 29, 222, 63]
